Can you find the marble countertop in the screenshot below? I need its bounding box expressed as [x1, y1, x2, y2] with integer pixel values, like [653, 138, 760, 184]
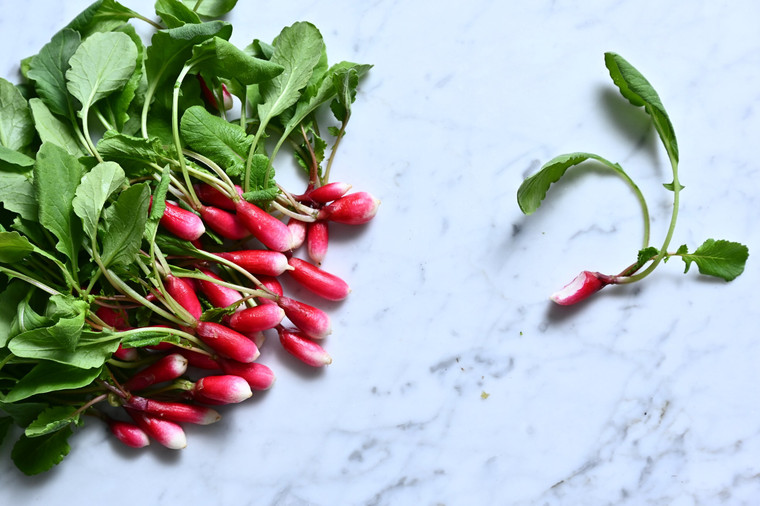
[1, 1, 759, 504]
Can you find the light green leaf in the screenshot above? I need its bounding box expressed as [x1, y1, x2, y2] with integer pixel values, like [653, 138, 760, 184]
[100, 183, 150, 269]
[73, 161, 126, 239]
[604, 52, 678, 164]
[679, 239, 749, 281]
[5, 362, 103, 402]
[0, 145, 35, 172]
[0, 78, 34, 151]
[101, 24, 145, 132]
[0, 231, 36, 264]
[96, 130, 174, 177]
[25, 406, 80, 438]
[181, 0, 238, 17]
[65, 31, 138, 112]
[0, 171, 38, 221]
[330, 66, 361, 123]
[65, 0, 140, 37]
[241, 153, 278, 202]
[11, 427, 72, 475]
[145, 164, 171, 242]
[180, 105, 250, 175]
[9, 326, 119, 370]
[28, 99, 86, 157]
[26, 28, 81, 118]
[191, 37, 283, 86]
[156, 0, 202, 27]
[0, 281, 32, 347]
[33, 143, 84, 264]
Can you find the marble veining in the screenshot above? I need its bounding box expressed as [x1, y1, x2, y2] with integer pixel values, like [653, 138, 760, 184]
[1, 0, 759, 504]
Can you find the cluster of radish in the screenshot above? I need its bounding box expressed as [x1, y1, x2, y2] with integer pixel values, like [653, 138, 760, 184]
[101, 180, 379, 449]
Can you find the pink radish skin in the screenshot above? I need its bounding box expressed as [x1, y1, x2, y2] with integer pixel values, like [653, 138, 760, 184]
[306, 220, 329, 265]
[194, 184, 243, 211]
[277, 296, 332, 339]
[195, 321, 260, 363]
[164, 275, 202, 321]
[219, 359, 276, 391]
[126, 409, 187, 449]
[192, 375, 252, 405]
[196, 268, 244, 310]
[278, 328, 332, 367]
[234, 199, 295, 252]
[200, 206, 250, 240]
[215, 250, 291, 277]
[256, 275, 283, 305]
[124, 396, 221, 425]
[175, 348, 222, 370]
[287, 218, 307, 249]
[287, 257, 350, 301]
[123, 353, 189, 391]
[318, 191, 380, 225]
[157, 200, 206, 241]
[306, 182, 352, 203]
[108, 419, 150, 448]
[228, 304, 285, 334]
[550, 271, 608, 305]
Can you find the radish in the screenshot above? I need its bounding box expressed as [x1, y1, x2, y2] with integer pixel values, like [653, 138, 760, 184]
[194, 183, 243, 211]
[234, 199, 295, 251]
[196, 267, 244, 310]
[126, 409, 187, 449]
[550, 271, 609, 305]
[107, 419, 150, 448]
[287, 217, 307, 249]
[124, 396, 221, 425]
[219, 359, 276, 390]
[228, 304, 285, 334]
[164, 275, 202, 321]
[199, 206, 250, 240]
[318, 191, 380, 225]
[194, 321, 259, 363]
[175, 348, 222, 370]
[287, 257, 350, 301]
[214, 250, 291, 277]
[156, 199, 205, 241]
[306, 220, 329, 265]
[277, 296, 331, 339]
[123, 353, 189, 391]
[306, 182, 351, 203]
[191, 375, 252, 404]
[278, 327, 332, 367]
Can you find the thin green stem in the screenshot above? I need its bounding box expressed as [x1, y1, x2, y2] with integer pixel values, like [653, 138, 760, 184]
[0, 266, 60, 295]
[172, 64, 201, 208]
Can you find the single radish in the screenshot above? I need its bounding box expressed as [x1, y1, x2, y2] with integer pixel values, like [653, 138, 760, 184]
[278, 327, 332, 367]
[550, 271, 609, 305]
[306, 182, 352, 203]
[175, 348, 222, 370]
[219, 359, 276, 390]
[277, 296, 332, 339]
[195, 321, 259, 363]
[164, 275, 202, 321]
[107, 419, 150, 448]
[214, 250, 291, 277]
[197, 75, 233, 111]
[199, 206, 250, 240]
[194, 183, 243, 211]
[287, 217, 307, 249]
[234, 199, 295, 252]
[155, 199, 205, 241]
[317, 191, 380, 225]
[228, 304, 285, 334]
[123, 353, 188, 391]
[192, 375, 252, 405]
[126, 409, 187, 449]
[124, 396, 221, 425]
[196, 268, 244, 310]
[306, 220, 329, 265]
[287, 257, 350, 301]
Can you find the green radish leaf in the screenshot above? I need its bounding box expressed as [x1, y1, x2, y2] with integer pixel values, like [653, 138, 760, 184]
[517, 152, 632, 215]
[0, 231, 36, 264]
[190, 37, 284, 86]
[257, 22, 325, 131]
[0, 400, 49, 427]
[0, 281, 32, 347]
[604, 52, 678, 164]
[0, 78, 35, 151]
[330, 66, 361, 123]
[120, 329, 181, 349]
[0, 172, 37, 221]
[26, 28, 81, 119]
[29, 98, 87, 157]
[65, 0, 141, 37]
[100, 183, 150, 269]
[241, 154, 278, 202]
[0, 145, 35, 172]
[5, 362, 104, 402]
[101, 24, 145, 132]
[25, 406, 80, 438]
[156, 0, 202, 27]
[72, 161, 127, 239]
[9, 327, 119, 370]
[679, 239, 749, 281]
[635, 246, 660, 271]
[96, 131, 175, 177]
[181, 0, 238, 17]
[180, 105, 251, 175]
[0, 416, 12, 444]
[11, 427, 72, 476]
[145, 164, 171, 243]
[65, 31, 138, 113]
[33, 143, 84, 264]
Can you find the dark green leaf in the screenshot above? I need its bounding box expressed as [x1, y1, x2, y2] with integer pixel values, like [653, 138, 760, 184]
[156, 0, 202, 27]
[180, 105, 250, 175]
[25, 406, 80, 438]
[66, 0, 140, 37]
[679, 239, 749, 281]
[0, 281, 32, 347]
[5, 362, 104, 402]
[0, 145, 35, 172]
[0, 416, 12, 444]
[635, 246, 660, 270]
[0, 400, 49, 427]
[190, 37, 283, 86]
[181, 0, 238, 17]
[97, 130, 174, 176]
[145, 165, 171, 243]
[11, 427, 72, 475]
[604, 52, 678, 164]
[26, 29, 81, 119]
[0, 78, 34, 151]
[100, 183, 150, 269]
[0, 171, 37, 221]
[330, 66, 361, 123]
[0, 231, 36, 264]
[241, 154, 278, 202]
[72, 161, 126, 238]
[28, 98, 87, 157]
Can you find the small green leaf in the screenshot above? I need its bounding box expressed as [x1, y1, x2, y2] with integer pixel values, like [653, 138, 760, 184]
[97, 131, 175, 177]
[241, 154, 278, 202]
[11, 427, 72, 475]
[679, 239, 749, 281]
[190, 37, 284, 86]
[4, 362, 104, 402]
[26, 28, 82, 119]
[663, 181, 685, 192]
[28, 98, 86, 157]
[0, 231, 36, 264]
[0, 171, 37, 221]
[100, 183, 150, 269]
[66, 0, 141, 37]
[145, 164, 172, 243]
[181, 0, 238, 17]
[72, 161, 127, 239]
[0, 78, 35, 151]
[635, 246, 660, 270]
[180, 105, 251, 176]
[0, 400, 49, 427]
[604, 52, 678, 164]
[25, 406, 80, 438]
[156, 0, 202, 27]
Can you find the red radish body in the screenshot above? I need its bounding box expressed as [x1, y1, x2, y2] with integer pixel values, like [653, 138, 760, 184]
[95, 306, 130, 329]
[257, 275, 283, 303]
[197, 75, 233, 111]
[196, 268, 244, 310]
[215, 250, 290, 277]
[107, 419, 150, 448]
[306, 220, 329, 265]
[234, 199, 295, 252]
[164, 275, 202, 321]
[287, 218, 307, 249]
[318, 191, 380, 225]
[157, 199, 205, 241]
[277, 296, 332, 339]
[307, 182, 352, 203]
[278, 327, 332, 367]
[200, 206, 250, 240]
[228, 304, 285, 334]
[192, 375, 252, 404]
[287, 257, 350, 301]
[123, 353, 188, 391]
[124, 396, 221, 425]
[550, 270, 608, 305]
[113, 345, 138, 361]
[176, 348, 222, 370]
[194, 184, 243, 211]
[219, 359, 276, 390]
[195, 321, 259, 363]
[126, 409, 187, 449]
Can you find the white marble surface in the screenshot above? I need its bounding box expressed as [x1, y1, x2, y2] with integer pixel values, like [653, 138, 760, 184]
[2, 0, 759, 504]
